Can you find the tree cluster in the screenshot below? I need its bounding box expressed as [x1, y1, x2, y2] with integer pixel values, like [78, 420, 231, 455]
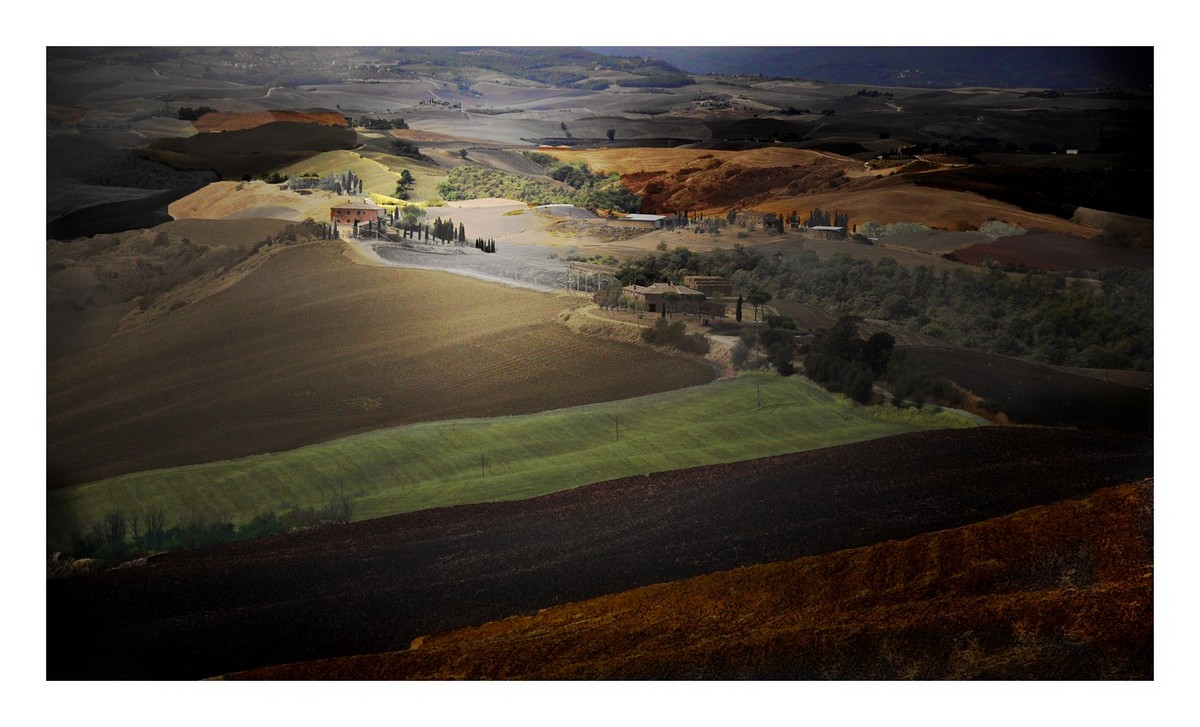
[803, 318, 894, 403]
[806, 208, 849, 228]
[640, 318, 710, 355]
[438, 164, 641, 212]
[67, 495, 356, 562]
[177, 106, 217, 121]
[620, 244, 1152, 371]
[287, 169, 363, 196]
[394, 168, 414, 200]
[390, 139, 427, 160]
[520, 153, 643, 212]
[358, 116, 408, 129]
[428, 216, 466, 243]
[739, 314, 799, 375]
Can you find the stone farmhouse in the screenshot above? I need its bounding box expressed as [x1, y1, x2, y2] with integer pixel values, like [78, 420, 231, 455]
[330, 200, 384, 225]
[623, 282, 726, 318]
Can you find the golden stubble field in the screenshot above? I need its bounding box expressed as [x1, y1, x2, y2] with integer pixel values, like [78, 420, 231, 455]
[47, 241, 714, 488]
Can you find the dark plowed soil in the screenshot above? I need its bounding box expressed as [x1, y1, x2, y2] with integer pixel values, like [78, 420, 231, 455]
[903, 347, 1153, 432]
[947, 233, 1153, 272]
[46, 427, 1152, 680]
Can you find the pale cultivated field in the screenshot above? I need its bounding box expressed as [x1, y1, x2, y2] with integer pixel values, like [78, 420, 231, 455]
[169, 180, 343, 221]
[547, 146, 856, 176]
[48, 241, 714, 487]
[767, 184, 1099, 236]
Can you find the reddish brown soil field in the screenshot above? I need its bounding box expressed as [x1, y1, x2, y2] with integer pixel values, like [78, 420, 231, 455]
[46, 427, 1151, 680]
[553, 148, 1096, 235]
[902, 347, 1153, 432]
[243, 480, 1152, 680]
[947, 233, 1153, 271]
[48, 103, 86, 124]
[191, 110, 348, 133]
[47, 242, 713, 487]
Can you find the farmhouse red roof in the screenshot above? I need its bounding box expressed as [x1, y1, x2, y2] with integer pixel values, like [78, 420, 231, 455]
[331, 201, 383, 210]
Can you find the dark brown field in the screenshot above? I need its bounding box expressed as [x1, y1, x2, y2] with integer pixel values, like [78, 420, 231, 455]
[240, 480, 1152, 680]
[46, 427, 1152, 680]
[46, 240, 714, 488]
[901, 347, 1153, 432]
[191, 110, 348, 133]
[948, 232, 1153, 272]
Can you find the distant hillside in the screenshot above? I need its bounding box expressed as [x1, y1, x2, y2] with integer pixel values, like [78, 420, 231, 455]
[47, 135, 218, 237]
[191, 110, 348, 133]
[590, 47, 1153, 89]
[388, 47, 695, 89]
[145, 121, 358, 179]
[549, 147, 1100, 234]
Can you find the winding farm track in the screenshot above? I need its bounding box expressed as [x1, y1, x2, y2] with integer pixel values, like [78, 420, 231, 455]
[47, 426, 1151, 680]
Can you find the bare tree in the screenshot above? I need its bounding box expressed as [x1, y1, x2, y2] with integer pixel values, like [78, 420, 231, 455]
[103, 510, 127, 545]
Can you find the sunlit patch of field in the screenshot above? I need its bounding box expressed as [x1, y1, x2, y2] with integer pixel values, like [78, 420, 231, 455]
[46, 241, 717, 495]
[47, 371, 977, 548]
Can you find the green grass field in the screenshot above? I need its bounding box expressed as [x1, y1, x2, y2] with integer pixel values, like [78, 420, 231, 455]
[47, 373, 982, 548]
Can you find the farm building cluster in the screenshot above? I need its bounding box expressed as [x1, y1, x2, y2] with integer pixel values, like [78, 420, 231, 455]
[622, 282, 727, 318]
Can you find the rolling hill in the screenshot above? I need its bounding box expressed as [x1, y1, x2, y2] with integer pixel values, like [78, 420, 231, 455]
[144, 121, 358, 179]
[191, 109, 348, 133]
[547, 147, 1102, 234]
[46, 240, 714, 489]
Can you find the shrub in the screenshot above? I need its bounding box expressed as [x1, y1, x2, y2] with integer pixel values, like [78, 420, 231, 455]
[980, 219, 1026, 236]
[640, 318, 709, 354]
[731, 341, 749, 367]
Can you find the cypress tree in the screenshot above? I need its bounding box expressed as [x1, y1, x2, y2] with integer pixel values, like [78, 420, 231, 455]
[736, 295, 743, 323]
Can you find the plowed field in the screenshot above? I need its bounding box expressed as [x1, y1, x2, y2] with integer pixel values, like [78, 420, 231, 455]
[46, 427, 1152, 680]
[47, 241, 713, 487]
[241, 480, 1153, 680]
[901, 347, 1153, 432]
[191, 110, 348, 132]
[948, 232, 1154, 271]
[545, 147, 1100, 234]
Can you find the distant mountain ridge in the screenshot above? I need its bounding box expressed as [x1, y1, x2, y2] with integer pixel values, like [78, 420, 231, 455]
[588, 47, 1153, 89]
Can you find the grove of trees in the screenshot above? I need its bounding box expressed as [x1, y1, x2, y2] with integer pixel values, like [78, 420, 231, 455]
[438, 162, 642, 213]
[616, 245, 1152, 371]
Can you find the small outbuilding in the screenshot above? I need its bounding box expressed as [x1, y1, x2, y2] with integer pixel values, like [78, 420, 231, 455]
[810, 225, 847, 240]
[609, 213, 668, 229]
